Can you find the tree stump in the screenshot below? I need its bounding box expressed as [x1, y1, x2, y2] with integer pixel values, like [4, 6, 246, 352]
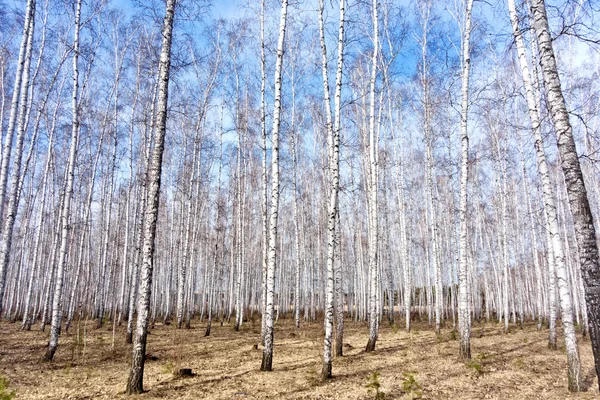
[173, 368, 194, 378]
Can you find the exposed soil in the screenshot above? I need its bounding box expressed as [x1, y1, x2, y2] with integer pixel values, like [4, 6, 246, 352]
[0, 316, 597, 399]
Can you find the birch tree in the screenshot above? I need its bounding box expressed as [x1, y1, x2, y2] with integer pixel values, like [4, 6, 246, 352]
[260, 0, 269, 345]
[319, 0, 345, 379]
[529, 0, 600, 390]
[417, 0, 443, 335]
[0, 0, 36, 313]
[260, 0, 288, 372]
[125, 0, 176, 393]
[43, 0, 80, 361]
[508, 0, 582, 389]
[457, 0, 474, 361]
[365, 0, 379, 353]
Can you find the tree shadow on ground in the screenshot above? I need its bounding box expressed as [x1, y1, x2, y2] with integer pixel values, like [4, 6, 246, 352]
[582, 367, 597, 391]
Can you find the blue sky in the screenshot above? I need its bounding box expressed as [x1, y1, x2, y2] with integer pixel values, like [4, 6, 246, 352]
[3, 0, 243, 20]
[108, 0, 240, 19]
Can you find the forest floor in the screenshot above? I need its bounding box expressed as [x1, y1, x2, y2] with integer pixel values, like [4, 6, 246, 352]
[0, 316, 597, 399]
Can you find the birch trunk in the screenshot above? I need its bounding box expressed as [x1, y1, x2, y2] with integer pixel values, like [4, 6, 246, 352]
[65, 122, 107, 332]
[529, 0, 598, 390]
[125, 0, 175, 393]
[365, 0, 379, 353]
[96, 114, 118, 329]
[424, 73, 441, 334]
[458, 0, 474, 361]
[234, 102, 244, 331]
[0, 0, 36, 227]
[319, 0, 345, 379]
[500, 137, 509, 333]
[391, 97, 410, 332]
[510, 0, 582, 389]
[0, 3, 35, 313]
[259, 0, 269, 346]
[260, 0, 288, 372]
[118, 62, 139, 324]
[518, 137, 544, 330]
[126, 78, 158, 344]
[292, 127, 301, 329]
[334, 211, 344, 357]
[43, 0, 80, 361]
[206, 105, 225, 336]
[177, 134, 198, 329]
[21, 101, 55, 329]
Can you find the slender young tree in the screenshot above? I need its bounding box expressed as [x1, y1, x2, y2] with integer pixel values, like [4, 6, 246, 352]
[125, 0, 176, 393]
[176, 119, 201, 330]
[126, 77, 158, 344]
[260, 0, 288, 372]
[320, 0, 345, 379]
[259, 0, 269, 346]
[417, 0, 443, 335]
[206, 105, 225, 337]
[291, 132, 302, 330]
[458, 0, 474, 361]
[365, 0, 379, 353]
[117, 47, 142, 326]
[43, 0, 80, 361]
[391, 98, 410, 332]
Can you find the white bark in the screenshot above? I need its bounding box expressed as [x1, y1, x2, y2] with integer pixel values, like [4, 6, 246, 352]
[259, 0, 269, 345]
[529, 0, 600, 390]
[366, 0, 379, 353]
[291, 117, 302, 330]
[43, 0, 80, 361]
[125, 0, 176, 393]
[519, 139, 543, 330]
[126, 77, 158, 344]
[118, 53, 141, 324]
[260, 0, 288, 372]
[0, 0, 35, 314]
[21, 77, 59, 328]
[320, 0, 345, 379]
[234, 88, 245, 331]
[458, 0, 474, 361]
[177, 132, 199, 329]
[0, 0, 36, 227]
[508, 0, 581, 389]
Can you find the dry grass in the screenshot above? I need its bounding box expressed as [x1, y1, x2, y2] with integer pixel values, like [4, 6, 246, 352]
[0, 316, 597, 399]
